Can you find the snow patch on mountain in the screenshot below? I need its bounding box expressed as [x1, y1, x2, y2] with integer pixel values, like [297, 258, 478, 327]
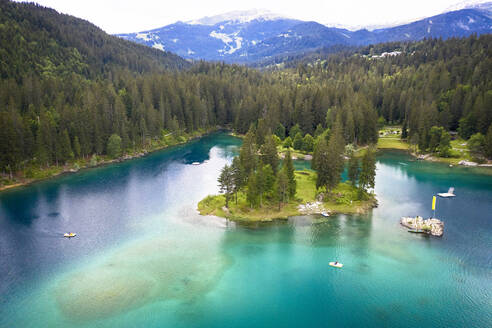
[152, 43, 165, 51]
[136, 33, 152, 41]
[210, 31, 243, 54]
[457, 21, 471, 30]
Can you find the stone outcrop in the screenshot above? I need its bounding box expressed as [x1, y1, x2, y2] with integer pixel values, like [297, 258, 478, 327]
[298, 202, 328, 215]
[400, 216, 444, 237]
[458, 160, 478, 166]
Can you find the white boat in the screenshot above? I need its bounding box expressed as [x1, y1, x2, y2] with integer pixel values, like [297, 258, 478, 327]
[438, 187, 456, 198]
[329, 261, 343, 268]
[192, 162, 200, 165]
[64, 232, 76, 238]
[321, 212, 330, 217]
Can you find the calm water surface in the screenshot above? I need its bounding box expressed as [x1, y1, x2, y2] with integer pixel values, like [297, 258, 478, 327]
[0, 133, 491, 327]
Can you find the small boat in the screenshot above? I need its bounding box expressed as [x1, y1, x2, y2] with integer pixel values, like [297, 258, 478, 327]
[321, 212, 330, 217]
[408, 229, 424, 234]
[329, 261, 343, 268]
[192, 162, 200, 165]
[64, 232, 76, 238]
[438, 187, 456, 198]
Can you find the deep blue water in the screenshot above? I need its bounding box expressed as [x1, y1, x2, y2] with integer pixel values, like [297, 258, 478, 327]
[0, 134, 491, 327]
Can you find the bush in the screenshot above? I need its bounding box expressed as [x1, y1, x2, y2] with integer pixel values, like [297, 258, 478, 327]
[468, 133, 485, 160]
[90, 154, 98, 166]
[283, 136, 293, 148]
[107, 134, 122, 158]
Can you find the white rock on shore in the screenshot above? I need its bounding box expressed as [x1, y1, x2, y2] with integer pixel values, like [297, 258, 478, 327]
[298, 201, 328, 215]
[458, 160, 478, 166]
[400, 216, 444, 237]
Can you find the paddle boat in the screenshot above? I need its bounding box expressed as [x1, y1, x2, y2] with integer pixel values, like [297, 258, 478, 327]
[329, 261, 343, 268]
[438, 187, 456, 198]
[64, 232, 76, 238]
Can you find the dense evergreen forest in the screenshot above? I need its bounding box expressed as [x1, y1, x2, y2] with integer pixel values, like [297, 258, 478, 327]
[0, 0, 491, 182]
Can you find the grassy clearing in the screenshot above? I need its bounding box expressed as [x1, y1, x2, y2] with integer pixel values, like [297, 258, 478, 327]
[377, 137, 410, 150]
[197, 170, 377, 222]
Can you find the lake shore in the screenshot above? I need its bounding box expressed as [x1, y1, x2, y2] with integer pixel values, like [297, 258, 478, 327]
[0, 128, 221, 193]
[197, 170, 378, 222]
[377, 136, 492, 167]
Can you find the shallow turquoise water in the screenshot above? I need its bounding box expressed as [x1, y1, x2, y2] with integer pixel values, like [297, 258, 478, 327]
[0, 134, 491, 327]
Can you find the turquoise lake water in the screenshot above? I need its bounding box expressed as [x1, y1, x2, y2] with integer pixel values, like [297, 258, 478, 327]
[0, 133, 491, 327]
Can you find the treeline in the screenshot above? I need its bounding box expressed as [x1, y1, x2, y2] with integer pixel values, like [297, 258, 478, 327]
[1, 0, 491, 179]
[0, 54, 380, 176]
[288, 35, 492, 157]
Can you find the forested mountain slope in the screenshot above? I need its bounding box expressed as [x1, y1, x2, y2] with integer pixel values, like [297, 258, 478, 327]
[0, 0, 189, 80]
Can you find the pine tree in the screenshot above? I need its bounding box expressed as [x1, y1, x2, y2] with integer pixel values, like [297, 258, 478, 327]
[314, 124, 324, 138]
[73, 136, 81, 158]
[359, 149, 376, 197]
[302, 134, 314, 152]
[293, 132, 303, 150]
[239, 128, 257, 177]
[256, 164, 275, 207]
[60, 129, 73, 163]
[348, 155, 360, 187]
[437, 130, 451, 157]
[314, 138, 330, 190]
[283, 149, 296, 198]
[274, 123, 286, 140]
[247, 172, 259, 208]
[230, 157, 245, 204]
[289, 124, 302, 139]
[283, 136, 293, 149]
[276, 169, 289, 208]
[256, 118, 269, 146]
[468, 133, 485, 160]
[316, 119, 345, 193]
[401, 120, 408, 139]
[218, 164, 234, 208]
[260, 135, 280, 174]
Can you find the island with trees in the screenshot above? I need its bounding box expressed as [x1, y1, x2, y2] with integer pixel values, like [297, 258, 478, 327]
[198, 120, 377, 222]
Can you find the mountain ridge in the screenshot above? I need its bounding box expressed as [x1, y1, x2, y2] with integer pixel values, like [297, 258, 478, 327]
[117, 5, 492, 63]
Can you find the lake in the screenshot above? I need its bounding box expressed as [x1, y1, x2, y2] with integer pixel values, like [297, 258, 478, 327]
[0, 133, 491, 327]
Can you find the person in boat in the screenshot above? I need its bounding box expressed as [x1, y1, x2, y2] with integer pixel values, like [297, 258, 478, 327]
[334, 261, 338, 265]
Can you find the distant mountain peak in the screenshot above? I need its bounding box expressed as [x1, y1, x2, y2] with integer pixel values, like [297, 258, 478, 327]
[444, 0, 492, 13]
[186, 9, 288, 26]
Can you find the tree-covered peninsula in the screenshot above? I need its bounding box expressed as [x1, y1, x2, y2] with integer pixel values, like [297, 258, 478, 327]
[198, 122, 377, 222]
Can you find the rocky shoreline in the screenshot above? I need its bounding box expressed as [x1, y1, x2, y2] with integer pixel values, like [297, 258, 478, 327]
[400, 216, 444, 237]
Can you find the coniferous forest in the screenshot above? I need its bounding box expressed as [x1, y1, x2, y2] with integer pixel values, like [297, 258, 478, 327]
[0, 0, 491, 183]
